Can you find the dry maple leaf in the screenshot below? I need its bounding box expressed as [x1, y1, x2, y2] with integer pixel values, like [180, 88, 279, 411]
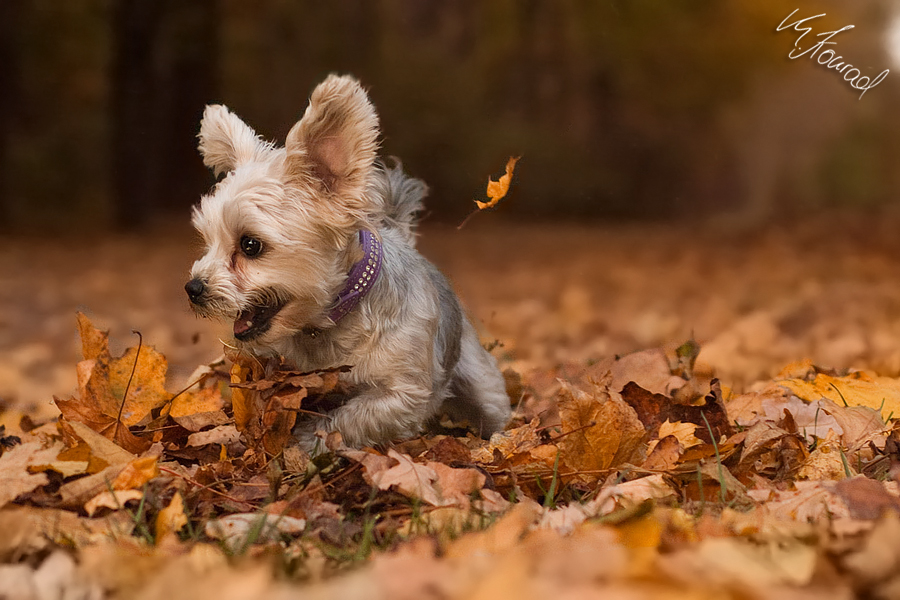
[55, 314, 168, 453]
[555, 376, 644, 478]
[476, 156, 520, 210]
[457, 156, 521, 229]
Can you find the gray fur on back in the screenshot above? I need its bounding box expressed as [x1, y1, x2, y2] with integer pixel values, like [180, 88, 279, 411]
[374, 161, 427, 245]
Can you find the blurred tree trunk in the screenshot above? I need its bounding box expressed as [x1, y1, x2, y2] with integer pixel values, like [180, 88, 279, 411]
[111, 0, 166, 229]
[158, 0, 219, 213]
[0, 0, 21, 229]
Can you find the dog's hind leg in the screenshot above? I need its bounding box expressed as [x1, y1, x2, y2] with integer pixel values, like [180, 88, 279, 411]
[443, 320, 511, 438]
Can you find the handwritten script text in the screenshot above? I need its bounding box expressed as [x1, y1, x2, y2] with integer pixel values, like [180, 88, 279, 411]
[777, 9, 888, 99]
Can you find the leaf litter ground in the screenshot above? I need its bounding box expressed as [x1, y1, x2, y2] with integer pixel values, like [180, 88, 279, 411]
[6, 219, 900, 599]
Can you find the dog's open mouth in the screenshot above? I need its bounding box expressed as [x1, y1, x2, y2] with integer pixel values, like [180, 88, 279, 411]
[233, 302, 284, 341]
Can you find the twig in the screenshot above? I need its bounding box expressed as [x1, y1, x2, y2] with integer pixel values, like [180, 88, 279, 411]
[158, 466, 253, 507]
[114, 331, 143, 441]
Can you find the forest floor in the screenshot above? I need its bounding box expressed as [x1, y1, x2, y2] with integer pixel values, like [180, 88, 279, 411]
[4, 215, 900, 599]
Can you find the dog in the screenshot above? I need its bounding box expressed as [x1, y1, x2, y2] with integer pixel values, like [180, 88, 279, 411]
[185, 74, 511, 451]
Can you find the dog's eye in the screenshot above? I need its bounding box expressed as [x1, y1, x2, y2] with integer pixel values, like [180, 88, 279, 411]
[240, 235, 263, 257]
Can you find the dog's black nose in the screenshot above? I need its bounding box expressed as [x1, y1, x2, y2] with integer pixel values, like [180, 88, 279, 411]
[184, 278, 206, 303]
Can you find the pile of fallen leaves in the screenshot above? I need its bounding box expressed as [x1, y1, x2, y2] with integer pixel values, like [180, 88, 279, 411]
[5, 314, 900, 599]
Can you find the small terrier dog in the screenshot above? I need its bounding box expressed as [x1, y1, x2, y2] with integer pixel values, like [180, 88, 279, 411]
[185, 75, 510, 450]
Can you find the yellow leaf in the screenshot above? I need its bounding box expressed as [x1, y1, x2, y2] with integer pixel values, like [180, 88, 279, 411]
[155, 492, 188, 543]
[649, 420, 702, 453]
[778, 371, 900, 421]
[170, 386, 224, 418]
[475, 156, 519, 210]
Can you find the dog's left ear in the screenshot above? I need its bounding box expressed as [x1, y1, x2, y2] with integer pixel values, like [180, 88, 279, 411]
[285, 75, 380, 215]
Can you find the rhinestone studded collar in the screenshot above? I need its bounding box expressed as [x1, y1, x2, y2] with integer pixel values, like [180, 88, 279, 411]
[327, 229, 383, 324]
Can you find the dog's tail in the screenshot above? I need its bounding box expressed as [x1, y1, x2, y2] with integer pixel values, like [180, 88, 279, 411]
[376, 159, 426, 244]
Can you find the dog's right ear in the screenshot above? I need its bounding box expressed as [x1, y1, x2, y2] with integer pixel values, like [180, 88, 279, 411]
[198, 105, 270, 176]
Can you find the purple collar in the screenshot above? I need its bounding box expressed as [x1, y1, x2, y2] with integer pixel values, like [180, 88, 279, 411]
[327, 230, 383, 323]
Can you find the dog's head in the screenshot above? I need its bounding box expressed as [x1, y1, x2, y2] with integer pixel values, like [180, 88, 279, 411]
[185, 75, 381, 348]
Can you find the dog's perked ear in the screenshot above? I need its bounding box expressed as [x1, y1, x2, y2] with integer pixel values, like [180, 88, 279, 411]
[198, 105, 272, 176]
[284, 75, 381, 224]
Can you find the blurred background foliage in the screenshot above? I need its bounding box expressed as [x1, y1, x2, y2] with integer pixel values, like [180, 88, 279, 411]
[2, 0, 899, 231]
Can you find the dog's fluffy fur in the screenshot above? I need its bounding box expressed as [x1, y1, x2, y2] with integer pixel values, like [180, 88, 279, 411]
[186, 75, 510, 450]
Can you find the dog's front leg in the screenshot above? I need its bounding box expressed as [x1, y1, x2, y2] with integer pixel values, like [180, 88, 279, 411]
[293, 380, 434, 452]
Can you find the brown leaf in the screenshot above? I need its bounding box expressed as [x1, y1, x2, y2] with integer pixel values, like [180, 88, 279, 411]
[603, 348, 689, 397]
[424, 437, 472, 465]
[367, 450, 447, 507]
[60, 419, 135, 466]
[0, 442, 60, 509]
[261, 393, 298, 456]
[186, 425, 240, 448]
[834, 477, 900, 520]
[641, 435, 683, 471]
[471, 419, 543, 465]
[76, 312, 109, 362]
[58, 465, 124, 509]
[229, 362, 256, 434]
[429, 462, 486, 507]
[621, 379, 733, 444]
[556, 377, 644, 477]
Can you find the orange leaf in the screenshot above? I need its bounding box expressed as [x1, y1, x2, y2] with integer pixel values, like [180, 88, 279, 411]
[556, 376, 644, 479]
[155, 492, 188, 543]
[475, 156, 519, 210]
[77, 312, 109, 362]
[112, 456, 159, 490]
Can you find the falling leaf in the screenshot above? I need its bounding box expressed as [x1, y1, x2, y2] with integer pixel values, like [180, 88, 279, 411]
[475, 156, 519, 210]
